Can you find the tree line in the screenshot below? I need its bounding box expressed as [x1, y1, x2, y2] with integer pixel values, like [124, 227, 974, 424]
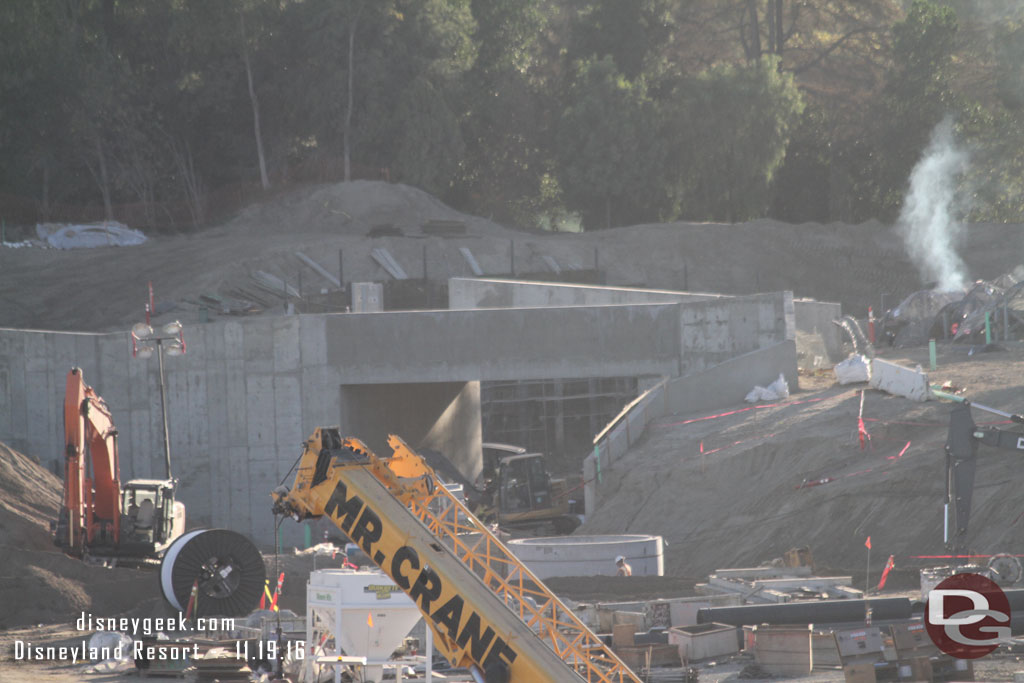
[2, 0, 1023, 232]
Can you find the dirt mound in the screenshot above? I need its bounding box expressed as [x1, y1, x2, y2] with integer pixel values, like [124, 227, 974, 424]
[225, 180, 510, 237]
[578, 345, 1024, 580]
[3, 179, 1024, 332]
[0, 442, 160, 629]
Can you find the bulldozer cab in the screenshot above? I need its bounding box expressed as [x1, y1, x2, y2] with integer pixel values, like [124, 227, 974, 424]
[498, 453, 553, 514]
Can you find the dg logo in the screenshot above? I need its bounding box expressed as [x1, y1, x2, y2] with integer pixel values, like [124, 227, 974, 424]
[925, 573, 1011, 659]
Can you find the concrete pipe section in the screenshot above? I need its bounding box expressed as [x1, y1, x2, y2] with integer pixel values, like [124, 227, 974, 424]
[508, 534, 663, 579]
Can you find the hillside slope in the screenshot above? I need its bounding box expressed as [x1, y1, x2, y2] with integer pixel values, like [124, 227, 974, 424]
[2, 181, 1024, 332]
[579, 345, 1024, 577]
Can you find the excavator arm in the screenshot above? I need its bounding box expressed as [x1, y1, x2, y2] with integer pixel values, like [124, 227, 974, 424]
[944, 401, 1024, 555]
[58, 368, 122, 555]
[272, 428, 641, 683]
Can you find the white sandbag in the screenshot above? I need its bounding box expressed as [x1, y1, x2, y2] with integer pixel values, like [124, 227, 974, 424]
[745, 373, 790, 403]
[834, 354, 871, 384]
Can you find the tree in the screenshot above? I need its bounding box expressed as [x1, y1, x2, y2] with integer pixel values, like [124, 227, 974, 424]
[392, 77, 465, 196]
[869, 0, 959, 218]
[568, 0, 675, 80]
[453, 0, 552, 224]
[666, 56, 804, 222]
[555, 57, 667, 229]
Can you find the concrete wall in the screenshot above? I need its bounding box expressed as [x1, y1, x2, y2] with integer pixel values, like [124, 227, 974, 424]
[793, 299, 844, 369]
[322, 305, 683, 382]
[583, 340, 798, 514]
[0, 301, 717, 546]
[0, 283, 803, 541]
[450, 278, 837, 374]
[0, 316, 490, 548]
[449, 279, 795, 375]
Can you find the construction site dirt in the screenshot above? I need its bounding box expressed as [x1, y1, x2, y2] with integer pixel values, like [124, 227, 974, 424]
[5, 181, 1024, 681]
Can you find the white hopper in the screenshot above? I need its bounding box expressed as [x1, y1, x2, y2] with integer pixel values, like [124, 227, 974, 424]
[306, 568, 429, 683]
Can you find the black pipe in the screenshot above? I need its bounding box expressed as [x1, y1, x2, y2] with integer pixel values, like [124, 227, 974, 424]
[697, 598, 913, 627]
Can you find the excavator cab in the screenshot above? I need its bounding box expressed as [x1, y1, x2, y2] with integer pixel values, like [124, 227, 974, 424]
[120, 479, 185, 552]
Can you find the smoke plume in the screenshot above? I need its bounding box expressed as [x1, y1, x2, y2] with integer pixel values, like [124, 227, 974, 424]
[896, 117, 969, 293]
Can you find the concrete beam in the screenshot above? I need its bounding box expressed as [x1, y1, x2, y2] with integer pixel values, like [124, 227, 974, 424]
[323, 305, 683, 383]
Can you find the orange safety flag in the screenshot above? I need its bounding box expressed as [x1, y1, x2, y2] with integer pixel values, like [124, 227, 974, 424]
[877, 555, 896, 590]
[865, 536, 872, 550]
[270, 572, 285, 612]
[367, 612, 374, 628]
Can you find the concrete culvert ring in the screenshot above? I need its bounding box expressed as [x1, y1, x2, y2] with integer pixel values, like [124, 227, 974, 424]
[508, 534, 663, 579]
[160, 529, 265, 617]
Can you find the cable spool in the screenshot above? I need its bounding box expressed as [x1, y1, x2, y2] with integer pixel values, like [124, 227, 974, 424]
[988, 553, 1023, 585]
[160, 529, 265, 618]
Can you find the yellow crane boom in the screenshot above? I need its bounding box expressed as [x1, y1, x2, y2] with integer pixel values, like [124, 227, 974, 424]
[272, 427, 641, 683]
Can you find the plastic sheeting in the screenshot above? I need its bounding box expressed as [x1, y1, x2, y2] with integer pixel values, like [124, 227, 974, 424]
[36, 221, 146, 249]
[834, 355, 871, 385]
[744, 373, 790, 403]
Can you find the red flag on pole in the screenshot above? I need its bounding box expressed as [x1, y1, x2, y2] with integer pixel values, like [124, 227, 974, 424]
[877, 555, 895, 590]
[865, 536, 872, 550]
[185, 579, 199, 620]
[858, 391, 871, 450]
[270, 572, 284, 612]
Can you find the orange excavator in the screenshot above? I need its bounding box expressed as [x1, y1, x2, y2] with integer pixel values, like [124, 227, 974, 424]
[54, 368, 185, 563]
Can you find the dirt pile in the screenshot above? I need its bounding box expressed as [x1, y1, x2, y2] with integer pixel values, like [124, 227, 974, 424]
[225, 180, 510, 237]
[578, 345, 1024, 579]
[0, 442, 161, 629]
[4, 179, 1024, 333]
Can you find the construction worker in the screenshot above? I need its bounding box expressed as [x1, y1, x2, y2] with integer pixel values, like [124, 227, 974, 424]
[615, 555, 632, 577]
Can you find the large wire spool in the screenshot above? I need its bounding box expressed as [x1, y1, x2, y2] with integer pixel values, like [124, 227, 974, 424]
[160, 529, 265, 618]
[988, 553, 1023, 585]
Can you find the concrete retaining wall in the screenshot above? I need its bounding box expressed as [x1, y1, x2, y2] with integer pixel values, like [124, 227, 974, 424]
[793, 299, 844, 369]
[0, 301, 722, 546]
[0, 317, 485, 547]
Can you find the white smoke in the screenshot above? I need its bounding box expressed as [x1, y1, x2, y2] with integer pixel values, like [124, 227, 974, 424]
[896, 117, 969, 293]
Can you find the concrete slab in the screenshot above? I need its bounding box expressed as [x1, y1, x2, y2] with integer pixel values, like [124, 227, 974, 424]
[869, 358, 931, 401]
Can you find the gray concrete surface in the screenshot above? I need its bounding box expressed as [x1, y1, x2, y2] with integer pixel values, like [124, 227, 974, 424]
[0, 281, 802, 546]
[450, 277, 838, 372]
[448, 277, 723, 309]
[508, 534, 664, 579]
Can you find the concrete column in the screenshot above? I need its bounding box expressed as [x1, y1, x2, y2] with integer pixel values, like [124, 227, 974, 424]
[339, 381, 482, 481]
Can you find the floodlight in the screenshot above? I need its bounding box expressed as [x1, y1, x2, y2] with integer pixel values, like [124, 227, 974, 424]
[165, 341, 184, 357]
[132, 322, 153, 340]
[162, 321, 183, 336]
[136, 344, 155, 359]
